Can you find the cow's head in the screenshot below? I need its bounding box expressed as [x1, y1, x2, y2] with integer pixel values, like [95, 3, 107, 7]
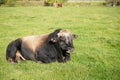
[50, 29, 77, 53]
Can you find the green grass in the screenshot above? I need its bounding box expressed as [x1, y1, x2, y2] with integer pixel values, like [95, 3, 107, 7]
[0, 6, 120, 80]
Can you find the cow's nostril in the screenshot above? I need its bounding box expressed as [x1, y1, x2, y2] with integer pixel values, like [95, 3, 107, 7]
[68, 47, 74, 50]
[70, 48, 74, 52]
[67, 47, 74, 53]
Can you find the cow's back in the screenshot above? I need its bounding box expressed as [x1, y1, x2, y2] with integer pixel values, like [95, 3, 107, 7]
[21, 34, 49, 53]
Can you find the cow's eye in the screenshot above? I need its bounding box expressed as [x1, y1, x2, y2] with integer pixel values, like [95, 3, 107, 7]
[59, 36, 65, 41]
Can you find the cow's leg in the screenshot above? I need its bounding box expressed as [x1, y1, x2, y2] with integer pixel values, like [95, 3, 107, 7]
[38, 56, 52, 63]
[36, 52, 52, 63]
[6, 40, 20, 63]
[63, 53, 70, 62]
[40, 57, 52, 63]
[57, 53, 64, 63]
[21, 46, 36, 62]
[15, 51, 26, 62]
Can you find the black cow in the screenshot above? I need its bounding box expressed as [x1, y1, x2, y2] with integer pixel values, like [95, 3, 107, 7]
[6, 29, 77, 63]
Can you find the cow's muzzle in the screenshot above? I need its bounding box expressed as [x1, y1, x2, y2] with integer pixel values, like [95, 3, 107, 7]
[66, 47, 74, 53]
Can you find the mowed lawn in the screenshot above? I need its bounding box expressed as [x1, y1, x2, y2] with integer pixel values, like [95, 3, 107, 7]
[0, 6, 120, 80]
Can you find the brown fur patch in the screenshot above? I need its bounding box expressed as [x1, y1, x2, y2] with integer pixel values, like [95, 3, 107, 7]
[57, 30, 73, 44]
[57, 29, 71, 37]
[21, 34, 49, 53]
[60, 29, 70, 33]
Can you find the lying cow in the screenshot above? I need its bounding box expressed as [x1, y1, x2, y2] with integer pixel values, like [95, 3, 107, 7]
[6, 29, 77, 63]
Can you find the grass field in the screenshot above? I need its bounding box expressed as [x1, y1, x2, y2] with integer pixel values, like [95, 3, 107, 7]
[0, 6, 120, 80]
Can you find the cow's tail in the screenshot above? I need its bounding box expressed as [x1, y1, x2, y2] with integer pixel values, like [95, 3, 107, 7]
[6, 38, 22, 63]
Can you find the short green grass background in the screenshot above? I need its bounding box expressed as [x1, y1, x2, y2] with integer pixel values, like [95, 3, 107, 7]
[0, 6, 120, 80]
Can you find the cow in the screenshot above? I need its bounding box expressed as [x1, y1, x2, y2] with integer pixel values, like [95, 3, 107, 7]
[6, 29, 77, 63]
[57, 3, 62, 8]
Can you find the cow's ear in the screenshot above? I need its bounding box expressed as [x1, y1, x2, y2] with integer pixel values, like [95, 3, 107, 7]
[50, 38, 57, 43]
[72, 34, 78, 39]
